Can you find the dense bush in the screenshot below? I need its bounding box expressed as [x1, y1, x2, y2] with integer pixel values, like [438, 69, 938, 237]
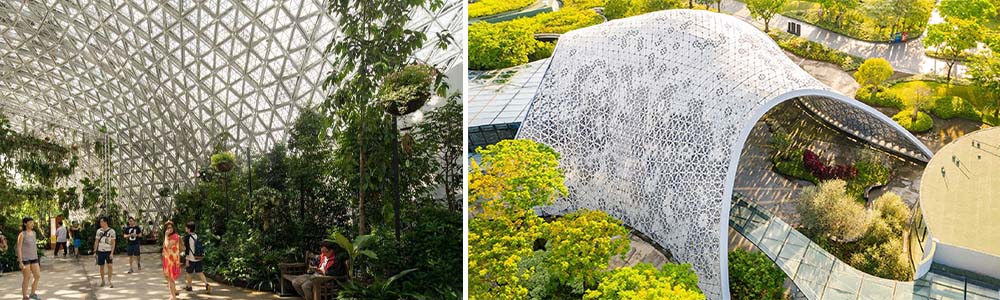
[583, 263, 703, 300]
[856, 88, 905, 109]
[797, 180, 870, 242]
[469, 21, 546, 70]
[469, 0, 536, 18]
[846, 160, 891, 201]
[770, 31, 862, 71]
[802, 149, 857, 180]
[892, 109, 934, 132]
[564, 0, 607, 9]
[531, 8, 604, 34]
[848, 193, 913, 281]
[728, 249, 785, 300]
[931, 96, 980, 121]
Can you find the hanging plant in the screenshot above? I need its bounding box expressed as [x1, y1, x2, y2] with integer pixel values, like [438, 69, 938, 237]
[157, 187, 171, 198]
[378, 63, 439, 116]
[211, 151, 236, 173]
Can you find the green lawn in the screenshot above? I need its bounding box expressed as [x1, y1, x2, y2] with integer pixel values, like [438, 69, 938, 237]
[780, 0, 934, 42]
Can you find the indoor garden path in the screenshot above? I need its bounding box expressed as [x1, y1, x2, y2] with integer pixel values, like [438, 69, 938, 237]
[0, 246, 290, 300]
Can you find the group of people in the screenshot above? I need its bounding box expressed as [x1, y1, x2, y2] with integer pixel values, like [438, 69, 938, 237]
[0, 216, 211, 300]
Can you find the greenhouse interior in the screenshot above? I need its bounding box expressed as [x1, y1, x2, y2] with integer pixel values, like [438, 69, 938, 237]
[0, 0, 464, 299]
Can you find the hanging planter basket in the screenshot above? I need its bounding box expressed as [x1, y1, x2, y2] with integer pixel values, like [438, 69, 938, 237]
[379, 63, 439, 116]
[211, 151, 236, 173]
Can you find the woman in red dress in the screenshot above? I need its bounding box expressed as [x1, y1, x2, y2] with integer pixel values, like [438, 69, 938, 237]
[162, 221, 182, 300]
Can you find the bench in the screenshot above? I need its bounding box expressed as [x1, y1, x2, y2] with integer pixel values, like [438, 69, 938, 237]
[278, 255, 349, 300]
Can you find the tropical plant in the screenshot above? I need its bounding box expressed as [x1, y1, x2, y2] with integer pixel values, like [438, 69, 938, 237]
[329, 231, 377, 280]
[337, 268, 418, 300]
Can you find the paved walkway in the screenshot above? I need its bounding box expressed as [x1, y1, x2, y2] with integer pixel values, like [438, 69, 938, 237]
[720, 0, 964, 77]
[0, 247, 291, 300]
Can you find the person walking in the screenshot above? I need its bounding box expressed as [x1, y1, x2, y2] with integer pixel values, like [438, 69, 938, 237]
[94, 217, 116, 288]
[17, 217, 41, 300]
[70, 222, 81, 259]
[161, 221, 182, 300]
[54, 221, 68, 257]
[123, 217, 142, 273]
[182, 222, 211, 294]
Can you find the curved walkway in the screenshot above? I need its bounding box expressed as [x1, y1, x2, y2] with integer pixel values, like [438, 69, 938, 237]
[720, 0, 963, 77]
[0, 246, 289, 300]
[731, 197, 1000, 300]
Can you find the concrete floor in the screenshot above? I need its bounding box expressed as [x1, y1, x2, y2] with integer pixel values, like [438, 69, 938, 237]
[0, 246, 293, 300]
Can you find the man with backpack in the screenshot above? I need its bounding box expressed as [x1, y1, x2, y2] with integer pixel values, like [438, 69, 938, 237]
[182, 222, 211, 294]
[123, 217, 142, 273]
[94, 217, 116, 288]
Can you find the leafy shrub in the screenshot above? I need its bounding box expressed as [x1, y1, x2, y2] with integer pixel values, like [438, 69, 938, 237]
[797, 180, 871, 242]
[773, 149, 819, 184]
[583, 263, 704, 300]
[544, 209, 630, 291]
[802, 149, 857, 181]
[930, 96, 980, 121]
[530, 41, 557, 61]
[564, 0, 607, 9]
[469, 0, 536, 18]
[984, 112, 1000, 126]
[469, 21, 541, 70]
[728, 249, 785, 300]
[856, 88, 905, 109]
[770, 32, 863, 71]
[532, 8, 604, 34]
[846, 160, 891, 200]
[848, 236, 913, 281]
[891, 110, 934, 132]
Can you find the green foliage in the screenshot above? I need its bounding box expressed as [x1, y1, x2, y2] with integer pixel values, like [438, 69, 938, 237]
[854, 58, 894, 90]
[531, 8, 604, 34]
[469, 21, 541, 70]
[848, 193, 912, 280]
[414, 94, 464, 210]
[797, 180, 871, 242]
[564, 0, 608, 9]
[544, 209, 630, 291]
[846, 159, 890, 200]
[926, 18, 984, 80]
[582, 263, 705, 300]
[530, 42, 557, 62]
[470, 139, 568, 211]
[939, 0, 996, 21]
[604, 0, 684, 20]
[891, 109, 934, 132]
[337, 268, 418, 299]
[746, 0, 788, 31]
[469, 0, 536, 18]
[769, 31, 862, 71]
[210, 151, 236, 172]
[330, 231, 378, 280]
[728, 249, 786, 300]
[931, 96, 981, 121]
[378, 63, 437, 114]
[968, 53, 1000, 119]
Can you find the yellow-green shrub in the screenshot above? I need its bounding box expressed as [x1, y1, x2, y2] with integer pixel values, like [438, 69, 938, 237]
[469, 0, 536, 18]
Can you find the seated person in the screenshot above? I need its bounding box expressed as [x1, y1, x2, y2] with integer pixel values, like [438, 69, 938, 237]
[290, 241, 344, 300]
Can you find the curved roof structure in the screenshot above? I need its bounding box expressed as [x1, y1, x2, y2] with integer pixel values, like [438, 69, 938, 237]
[516, 10, 932, 299]
[0, 0, 464, 216]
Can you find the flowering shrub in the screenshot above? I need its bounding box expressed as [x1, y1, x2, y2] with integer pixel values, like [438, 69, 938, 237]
[802, 149, 857, 180]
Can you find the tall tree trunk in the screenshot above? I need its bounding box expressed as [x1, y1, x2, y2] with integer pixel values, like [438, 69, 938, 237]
[945, 60, 955, 82]
[358, 108, 368, 235]
[764, 17, 770, 32]
[911, 106, 919, 122]
[689, 0, 693, 9]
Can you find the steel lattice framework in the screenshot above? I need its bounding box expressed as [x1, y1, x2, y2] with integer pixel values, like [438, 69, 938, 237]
[0, 0, 464, 217]
[517, 10, 932, 299]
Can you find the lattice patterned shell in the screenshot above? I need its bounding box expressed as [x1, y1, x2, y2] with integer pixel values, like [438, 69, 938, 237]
[517, 10, 931, 299]
[0, 0, 464, 218]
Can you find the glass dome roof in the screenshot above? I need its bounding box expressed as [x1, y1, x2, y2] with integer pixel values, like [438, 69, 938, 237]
[0, 0, 464, 215]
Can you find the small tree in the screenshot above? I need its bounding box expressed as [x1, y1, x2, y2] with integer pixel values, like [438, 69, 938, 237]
[926, 18, 984, 81]
[906, 85, 933, 122]
[746, 0, 787, 32]
[854, 58, 894, 95]
[797, 180, 871, 242]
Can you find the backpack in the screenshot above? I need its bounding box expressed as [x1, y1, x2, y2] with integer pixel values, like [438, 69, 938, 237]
[185, 234, 205, 260]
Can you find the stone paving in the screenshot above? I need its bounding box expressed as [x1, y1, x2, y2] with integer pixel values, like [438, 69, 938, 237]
[0, 246, 291, 300]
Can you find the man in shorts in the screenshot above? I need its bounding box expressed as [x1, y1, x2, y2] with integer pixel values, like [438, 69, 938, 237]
[123, 217, 142, 273]
[183, 222, 211, 294]
[94, 217, 116, 288]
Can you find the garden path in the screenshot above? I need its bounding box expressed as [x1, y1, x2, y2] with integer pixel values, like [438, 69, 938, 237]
[719, 0, 963, 77]
[0, 245, 291, 300]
